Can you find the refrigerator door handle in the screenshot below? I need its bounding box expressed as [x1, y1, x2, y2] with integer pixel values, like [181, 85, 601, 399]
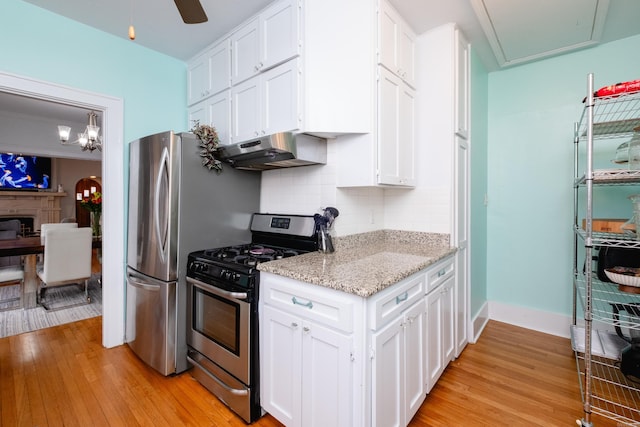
[128, 276, 161, 292]
[154, 146, 170, 263]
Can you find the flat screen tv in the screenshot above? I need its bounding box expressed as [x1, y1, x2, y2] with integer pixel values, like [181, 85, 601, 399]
[0, 153, 51, 190]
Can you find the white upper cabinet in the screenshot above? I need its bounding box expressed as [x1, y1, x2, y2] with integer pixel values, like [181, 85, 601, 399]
[377, 67, 415, 186]
[378, 0, 416, 88]
[188, 90, 231, 144]
[455, 29, 470, 139]
[187, 0, 374, 142]
[187, 39, 230, 106]
[231, 59, 299, 143]
[231, 0, 300, 86]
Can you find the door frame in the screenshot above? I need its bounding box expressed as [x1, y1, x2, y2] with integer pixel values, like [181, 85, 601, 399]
[0, 71, 125, 348]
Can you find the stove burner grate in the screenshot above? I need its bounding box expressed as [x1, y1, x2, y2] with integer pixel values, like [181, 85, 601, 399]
[200, 244, 302, 267]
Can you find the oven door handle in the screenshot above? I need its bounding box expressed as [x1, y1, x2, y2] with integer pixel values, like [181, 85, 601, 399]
[186, 276, 248, 300]
[187, 355, 249, 396]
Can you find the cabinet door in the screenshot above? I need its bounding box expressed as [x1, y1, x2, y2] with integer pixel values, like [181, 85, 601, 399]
[261, 305, 303, 427]
[378, 1, 399, 73]
[231, 76, 261, 143]
[398, 25, 415, 88]
[399, 82, 416, 186]
[302, 321, 354, 427]
[209, 39, 231, 96]
[261, 0, 299, 70]
[442, 276, 456, 364]
[371, 317, 403, 427]
[231, 18, 260, 85]
[404, 299, 426, 421]
[187, 102, 206, 130]
[404, 299, 427, 421]
[426, 287, 443, 392]
[377, 67, 401, 186]
[455, 136, 469, 355]
[262, 60, 300, 137]
[378, 0, 415, 87]
[187, 52, 209, 106]
[454, 28, 469, 139]
[206, 90, 231, 146]
[378, 67, 415, 187]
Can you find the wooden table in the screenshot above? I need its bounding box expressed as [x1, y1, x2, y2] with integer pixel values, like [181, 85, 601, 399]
[0, 237, 43, 309]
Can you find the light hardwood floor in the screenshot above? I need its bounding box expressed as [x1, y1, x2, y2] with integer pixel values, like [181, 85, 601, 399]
[0, 317, 621, 427]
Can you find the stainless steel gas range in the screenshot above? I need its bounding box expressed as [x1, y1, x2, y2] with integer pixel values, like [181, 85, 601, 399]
[185, 213, 318, 423]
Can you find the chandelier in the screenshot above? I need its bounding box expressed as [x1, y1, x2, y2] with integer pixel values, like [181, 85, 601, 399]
[58, 111, 102, 152]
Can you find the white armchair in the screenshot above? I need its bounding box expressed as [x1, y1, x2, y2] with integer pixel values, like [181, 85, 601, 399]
[37, 227, 92, 310]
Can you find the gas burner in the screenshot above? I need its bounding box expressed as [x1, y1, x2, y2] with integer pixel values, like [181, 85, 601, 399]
[249, 246, 275, 256]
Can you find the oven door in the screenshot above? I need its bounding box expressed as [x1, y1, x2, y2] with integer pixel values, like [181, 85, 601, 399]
[186, 276, 251, 385]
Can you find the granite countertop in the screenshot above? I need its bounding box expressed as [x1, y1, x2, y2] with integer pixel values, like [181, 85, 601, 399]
[257, 230, 457, 297]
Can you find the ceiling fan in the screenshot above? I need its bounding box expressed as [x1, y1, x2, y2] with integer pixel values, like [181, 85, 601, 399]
[173, 0, 208, 24]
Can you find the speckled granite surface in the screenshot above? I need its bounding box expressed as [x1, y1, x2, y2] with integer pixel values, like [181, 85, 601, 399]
[257, 230, 457, 297]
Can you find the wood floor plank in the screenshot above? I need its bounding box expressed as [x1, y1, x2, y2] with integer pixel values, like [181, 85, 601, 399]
[0, 317, 630, 426]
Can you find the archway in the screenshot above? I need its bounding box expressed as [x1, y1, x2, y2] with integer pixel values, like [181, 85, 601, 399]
[75, 177, 102, 227]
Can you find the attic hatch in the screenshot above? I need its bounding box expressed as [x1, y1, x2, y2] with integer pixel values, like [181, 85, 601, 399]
[470, 0, 610, 68]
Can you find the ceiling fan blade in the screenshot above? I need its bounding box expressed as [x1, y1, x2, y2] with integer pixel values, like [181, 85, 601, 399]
[173, 0, 208, 24]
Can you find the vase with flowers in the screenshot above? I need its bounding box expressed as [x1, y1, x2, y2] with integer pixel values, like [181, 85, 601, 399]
[81, 191, 102, 237]
[191, 120, 223, 173]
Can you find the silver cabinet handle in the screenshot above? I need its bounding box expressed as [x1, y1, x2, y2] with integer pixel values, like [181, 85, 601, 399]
[291, 322, 298, 328]
[396, 292, 408, 304]
[437, 268, 446, 277]
[292, 296, 313, 309]
[303, 326, 310, 333]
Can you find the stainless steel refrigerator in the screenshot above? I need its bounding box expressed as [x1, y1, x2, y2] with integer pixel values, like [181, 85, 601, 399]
[126, 130, 260, 376]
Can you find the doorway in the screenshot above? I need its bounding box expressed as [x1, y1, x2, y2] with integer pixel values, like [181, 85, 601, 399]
[0, 72, 125, 348]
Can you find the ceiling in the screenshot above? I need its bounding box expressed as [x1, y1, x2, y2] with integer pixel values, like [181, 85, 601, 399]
[5, 0, 640, 126]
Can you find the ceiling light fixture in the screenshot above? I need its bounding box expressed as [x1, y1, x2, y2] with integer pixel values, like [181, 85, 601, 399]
[58, 111, 103, 152]
[128, 0, 136, 40]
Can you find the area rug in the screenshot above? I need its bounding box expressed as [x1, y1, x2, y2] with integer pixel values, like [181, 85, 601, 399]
[0, 273, 102, 338]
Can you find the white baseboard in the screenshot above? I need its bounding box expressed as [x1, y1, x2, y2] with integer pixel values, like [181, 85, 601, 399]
[470, 301, 489, 343]
[488, 301, 572, 338]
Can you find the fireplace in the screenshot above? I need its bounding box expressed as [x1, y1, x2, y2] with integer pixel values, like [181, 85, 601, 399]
[0, 190, 67, 232]
[0, 216, 35, 236]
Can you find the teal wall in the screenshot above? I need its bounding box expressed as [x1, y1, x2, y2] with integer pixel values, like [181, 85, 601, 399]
[0, 0, 188, 143]
[486, 34, 640, 317]
[470, 49, 488, 319]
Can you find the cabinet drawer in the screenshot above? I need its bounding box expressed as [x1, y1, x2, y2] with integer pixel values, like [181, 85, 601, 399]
[369, 271, 425, 330]
[261, 274, 356, 334]
[426, 257, 455, 294]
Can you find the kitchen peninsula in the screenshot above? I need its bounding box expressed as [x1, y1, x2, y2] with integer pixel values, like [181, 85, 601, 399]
[258, 230, 458, 427]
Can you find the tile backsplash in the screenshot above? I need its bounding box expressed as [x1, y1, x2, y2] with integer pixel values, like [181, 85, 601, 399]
[260, 136, 451, 236]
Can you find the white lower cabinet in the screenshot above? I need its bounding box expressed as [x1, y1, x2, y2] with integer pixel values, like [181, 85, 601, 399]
[371, 299, 426, 427]
[260, 255, 456, 427]
[260, 273, 361, 427]
[426, 275, 455, 392]
[261, 305, 354, 427]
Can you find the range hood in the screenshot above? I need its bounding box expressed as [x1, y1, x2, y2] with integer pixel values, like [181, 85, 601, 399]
[218, 132, 327, 171]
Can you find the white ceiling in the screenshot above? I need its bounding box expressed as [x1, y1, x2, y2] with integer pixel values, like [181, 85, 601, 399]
[5, 0, 640, 125]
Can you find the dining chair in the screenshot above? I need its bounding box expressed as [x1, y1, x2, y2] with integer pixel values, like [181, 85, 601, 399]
[40, 222, 78, 245]
[0, 227, 23, 310]
[37, 227, 92, 310]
